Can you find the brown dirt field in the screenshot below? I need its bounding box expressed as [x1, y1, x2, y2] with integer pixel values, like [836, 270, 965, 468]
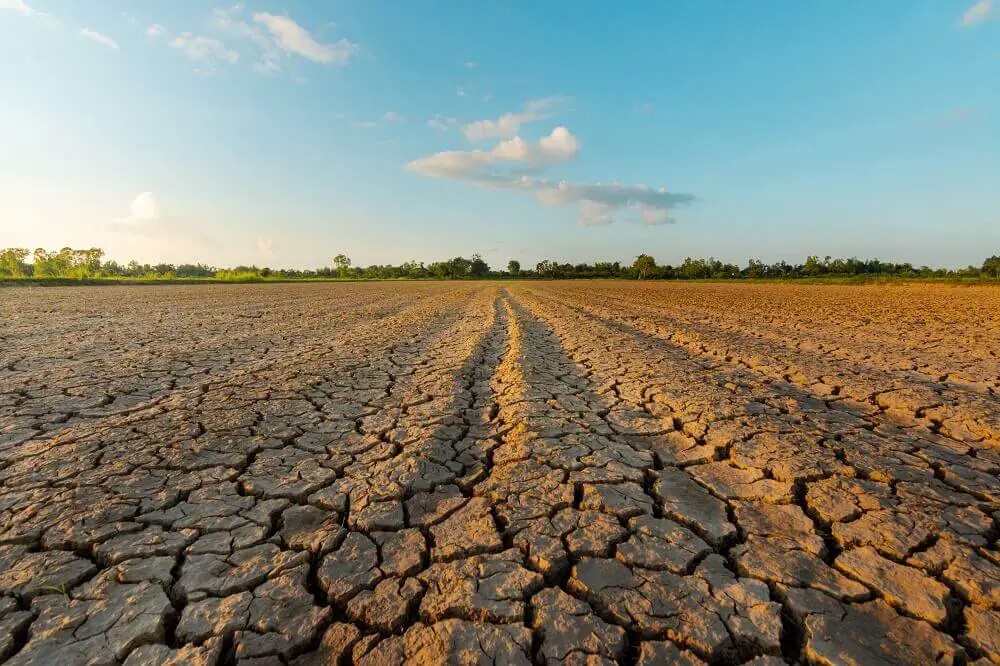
[0, 281, 998, 665]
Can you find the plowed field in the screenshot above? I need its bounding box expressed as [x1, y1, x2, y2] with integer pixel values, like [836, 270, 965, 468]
[1, 282, 998, 665]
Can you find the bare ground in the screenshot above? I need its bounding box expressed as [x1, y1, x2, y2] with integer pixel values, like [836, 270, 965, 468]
[0, 281, 998, 665]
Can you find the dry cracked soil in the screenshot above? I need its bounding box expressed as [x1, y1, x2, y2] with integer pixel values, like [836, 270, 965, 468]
[1, 281, 999, 665]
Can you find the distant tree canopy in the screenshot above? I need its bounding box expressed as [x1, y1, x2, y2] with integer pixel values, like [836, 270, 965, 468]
[633, 254, 656, 280]
[984, 255, 1000, 279]
[2, 246, 998, 282]
[333, 254, 351, 278]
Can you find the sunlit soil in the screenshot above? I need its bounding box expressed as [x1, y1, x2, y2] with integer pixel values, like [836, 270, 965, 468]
[0, 281, 998, 664]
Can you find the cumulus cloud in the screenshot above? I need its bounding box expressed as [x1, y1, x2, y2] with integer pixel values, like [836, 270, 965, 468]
[491, 127, 580, 166]
[146, 24, 165, 38]
[107, 192, 165, 234]
[383, 111, 405, 123]
[406, 121, 693, 226]
[961, 0, 994, 26]
[252, 11, 359, 64]
[257, 237, 275, 257]
[170, 33, 239, 66]
[107, 193, 217, 251]
[79, 28, 119, 50]
[462, 96, 569, 142]
[406, 126, 580, 179]
[130, 192, 163, 221]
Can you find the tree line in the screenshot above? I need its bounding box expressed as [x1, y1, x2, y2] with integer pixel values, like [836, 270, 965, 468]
[2, 246, 999, 281]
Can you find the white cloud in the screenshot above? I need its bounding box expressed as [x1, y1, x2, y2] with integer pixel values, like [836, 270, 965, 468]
[639, 206, 674, 226]
[406, 126, 580, 179]
[961, 0, 994, 26]
[146, 24, 165, 38]
[109, 192, 164, 234]
[212, 6, 281, 72]
[456, 86, 467, 98]
[107, 193, 218, 250]
[427, 115, 458, 132]
[170, 33, 239, 65]
[578, 201, 614, 227]
[383, 111, 405, 123]
[462, 96, 568, 142]
[0, 0, 35, 16]
[464, 60, 477, 68]
[257, 237, 275, 257]
[79, 28, 119, 50]
[208, 6, 359, 73]
[492, 127, 580, 166]
[354, 120, 377, 129]
[252, 12, 359, 64]
[130, 192, 162, 221]
[406, 123, 693, 227]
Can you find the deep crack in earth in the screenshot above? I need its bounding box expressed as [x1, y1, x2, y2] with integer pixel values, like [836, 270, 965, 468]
[1, 281, 998, 665]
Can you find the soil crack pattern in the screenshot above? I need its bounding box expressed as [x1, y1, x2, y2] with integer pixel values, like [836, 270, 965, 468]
[1, 281, 998, 665]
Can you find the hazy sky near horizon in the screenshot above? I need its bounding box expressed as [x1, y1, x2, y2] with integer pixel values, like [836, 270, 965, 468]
[2, 1, 998, 269]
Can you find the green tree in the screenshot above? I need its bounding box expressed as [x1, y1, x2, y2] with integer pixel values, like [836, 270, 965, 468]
[746, 258, 765, 279]
[633, 254, 656, 280]
[0, 248, 30, 277]
[507, 260, 521, 277]
[982, 255, 1000, 279]
[333, 254, 352, 278]
[447, 256, 472, 278]
[470, 254, 490, 278]
[536, 260, 555, 278]
[802, 255, 824, 276]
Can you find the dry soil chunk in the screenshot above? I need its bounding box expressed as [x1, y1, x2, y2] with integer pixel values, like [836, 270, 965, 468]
[290, 623, 361, 666]
[418, 549, 544, 623]
[317, 531, 381, 604]
[782, 586, 963, 665]
[568, 554, 780, 660]
[278, 504, 344, 554]
[616, 515, 711, 574]
[964, 606, 1000, 663]
[687, 462, 793, 502]
[430, 498, 502, 562]
[836, 546, 950, 624]
[124, 638, 223, 666]
[734, 536, 869, 600]
[531, 587, 626, 663]
[637, 641, 707, 665]
[346, 577, 424, 632]
[0, 551, 97, 601]
[356, 619, 532, 665]
[652, 467, 736, 546]
[10, 581, 171, 666]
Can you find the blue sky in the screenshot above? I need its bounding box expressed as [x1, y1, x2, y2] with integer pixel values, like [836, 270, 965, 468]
[1, 1, 998, 269]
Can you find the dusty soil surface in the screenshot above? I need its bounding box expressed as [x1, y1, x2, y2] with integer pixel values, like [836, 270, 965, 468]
[1, 281, 998, 665]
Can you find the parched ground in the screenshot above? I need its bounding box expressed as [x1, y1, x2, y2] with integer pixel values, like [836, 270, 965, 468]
[0, 281, 998, 665]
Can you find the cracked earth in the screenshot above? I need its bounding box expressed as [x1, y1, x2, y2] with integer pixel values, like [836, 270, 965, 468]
[1, 281, 998, 665]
